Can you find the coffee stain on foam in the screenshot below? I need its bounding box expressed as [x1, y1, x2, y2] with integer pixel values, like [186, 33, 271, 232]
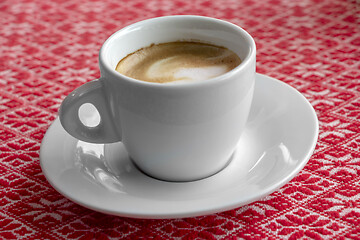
[173, 65, 229, 81]
[147, 56, 229, 82]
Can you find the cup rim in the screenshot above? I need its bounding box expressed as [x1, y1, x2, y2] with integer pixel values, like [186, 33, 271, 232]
[99, 15, 256, 88]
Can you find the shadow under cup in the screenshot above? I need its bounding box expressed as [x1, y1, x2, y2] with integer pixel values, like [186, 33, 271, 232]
[80, 16, 256, 182]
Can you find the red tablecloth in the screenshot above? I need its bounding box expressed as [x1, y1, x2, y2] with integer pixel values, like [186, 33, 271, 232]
[1, 0, 359, 239]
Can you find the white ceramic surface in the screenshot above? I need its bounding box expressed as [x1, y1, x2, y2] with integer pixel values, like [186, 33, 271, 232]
[40, 73, 318, 219]
[58, 16, 256, 182]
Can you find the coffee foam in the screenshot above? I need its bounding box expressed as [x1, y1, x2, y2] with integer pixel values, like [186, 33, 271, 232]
[116, 42, 241, 83]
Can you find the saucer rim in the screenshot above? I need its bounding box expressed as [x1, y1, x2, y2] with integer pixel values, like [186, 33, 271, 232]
[40, 73, 318, 219]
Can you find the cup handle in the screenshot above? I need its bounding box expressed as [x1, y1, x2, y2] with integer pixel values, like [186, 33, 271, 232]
[59, 78, 121, 143]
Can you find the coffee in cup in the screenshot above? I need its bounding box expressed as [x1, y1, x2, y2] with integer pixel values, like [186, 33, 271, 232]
[115, 41, 241, 83]
[58, 16, 256, 182]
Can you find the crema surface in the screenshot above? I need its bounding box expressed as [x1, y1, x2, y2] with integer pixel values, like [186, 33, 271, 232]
[115, 42, 241, 83]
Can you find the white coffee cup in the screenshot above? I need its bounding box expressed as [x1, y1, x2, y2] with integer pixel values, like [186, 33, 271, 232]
[59, 15, 256, 182]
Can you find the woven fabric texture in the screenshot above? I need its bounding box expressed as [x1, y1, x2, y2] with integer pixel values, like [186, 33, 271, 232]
[0, 0, 359, 239]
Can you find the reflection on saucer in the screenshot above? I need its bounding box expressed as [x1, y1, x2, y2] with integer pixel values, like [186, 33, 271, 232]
[75, 141, 126, 193]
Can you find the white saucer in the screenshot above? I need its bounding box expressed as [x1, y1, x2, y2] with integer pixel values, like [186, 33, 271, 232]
[40, 73, 318, 219]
